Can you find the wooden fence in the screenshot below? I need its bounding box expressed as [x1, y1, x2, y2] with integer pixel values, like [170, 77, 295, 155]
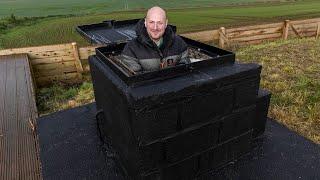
[0, 18, 319, 87]
[184, 18, 320, 48]
[0, 43, 98, 86]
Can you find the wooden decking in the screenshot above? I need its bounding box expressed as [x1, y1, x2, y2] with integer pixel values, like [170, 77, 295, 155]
[0, 54, 41, 179]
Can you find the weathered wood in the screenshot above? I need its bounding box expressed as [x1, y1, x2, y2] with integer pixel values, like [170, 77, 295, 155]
[236, 37, 280, 45]
[228, 26, 282, 39]
[31, 56, 75, 65]
[36, 72, 82, 86]
[290, 24, 303, 38]
[226, 22, 283, 33]
[288, 28, 317, 35]
[231, 33, 282, 42]
[0, 43, 73, 56]
[290, 18, 320, 25]
[72, 42, 84, 73]
[79, 46, 99, 60]
[27, 49, 74, 59]
[292, 22, 318, 28]
[33, 61, 76, 71]
[282, 20, 290, 40]
[34, 68, 78, 78]
[219, 27, 227, 48]
[182, 30, 219, 42]
[0, 54, 41, 180]
[316, 23, 320, 39]
[24, 54, 38, 119]
[33, 63, 77, 77]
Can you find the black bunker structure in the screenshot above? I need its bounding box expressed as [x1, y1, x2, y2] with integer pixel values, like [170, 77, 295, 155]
[77, 19, 271, 180]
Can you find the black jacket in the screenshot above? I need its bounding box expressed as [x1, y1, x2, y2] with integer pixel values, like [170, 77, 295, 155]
[121, 19, 189, 72]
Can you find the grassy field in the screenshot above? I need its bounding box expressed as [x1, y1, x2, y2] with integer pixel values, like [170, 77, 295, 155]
[238, 38, 320, 144]
[1, 0, 320, 49]
[36, 37, 320, 144]
[0, 0, 296, 18]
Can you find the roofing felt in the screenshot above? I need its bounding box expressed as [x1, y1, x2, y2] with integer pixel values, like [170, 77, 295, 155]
[37, 103, 320, 179]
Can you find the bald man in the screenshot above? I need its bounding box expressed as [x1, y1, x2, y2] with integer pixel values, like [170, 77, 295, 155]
[121, 6, 190, 72]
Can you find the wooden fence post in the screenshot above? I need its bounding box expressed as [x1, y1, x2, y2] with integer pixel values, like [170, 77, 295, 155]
[219, 27, 226, 48]
[316, 23, 320, 39]
[71, 42, 84, 73]
[282, 20, 290, 40]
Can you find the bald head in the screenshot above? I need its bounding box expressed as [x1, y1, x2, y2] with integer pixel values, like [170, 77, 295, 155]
[144, 6, 168, 42]
[146, 6, 167, 21]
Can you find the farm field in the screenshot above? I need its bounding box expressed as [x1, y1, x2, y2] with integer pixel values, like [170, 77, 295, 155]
[0, 0, 301, 18]
[1, 0, 320, 48]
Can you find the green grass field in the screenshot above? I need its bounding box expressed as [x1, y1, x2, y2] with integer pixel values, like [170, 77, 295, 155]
[1, 0, 320, 49]
[0, 0, 296, 18]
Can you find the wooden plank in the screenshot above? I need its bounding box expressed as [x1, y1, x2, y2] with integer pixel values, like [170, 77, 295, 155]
[0, 43, 73, 56]
[182, 30, 219, 42]
[302, 31, 319, 37]
[291, 23, 318, 30]
[316, 23, 320, 39]
[0, 54, 40, 179]
[31, 56, 75, 65]
[227, 26, 282, 39]
[71, 42, 84, 73]
[236, 36, 280, 46]
[24, 55, 38, 122]
[34, 68, 78, 78]
[15, 57, 39, 179]
[79, 46, 98, 60]
[231, 32, 282, 42]
[36, 72, 82, 86]
[226, 22, 283, 33]
[3, 57, 18, 180]
[27, 49, 74, 59]
[33, 61, 77, 71]
[0, 58, 7, 180]
[33, 64, 77, 77]
[23, 54, 41, 179]
[290, 18, 320, 25]
[288, 28, 317, 35]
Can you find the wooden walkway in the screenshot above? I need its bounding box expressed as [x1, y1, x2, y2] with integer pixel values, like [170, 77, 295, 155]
[0, 54, 41, 179]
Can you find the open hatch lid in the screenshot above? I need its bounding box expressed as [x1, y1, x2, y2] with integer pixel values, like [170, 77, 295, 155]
[76, 19, 176, 45]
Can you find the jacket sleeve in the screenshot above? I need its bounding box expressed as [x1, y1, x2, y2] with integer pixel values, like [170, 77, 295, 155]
[121, 43, 142, 72]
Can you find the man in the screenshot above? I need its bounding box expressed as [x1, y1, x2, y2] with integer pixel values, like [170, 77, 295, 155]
[121, 6, 189, 72]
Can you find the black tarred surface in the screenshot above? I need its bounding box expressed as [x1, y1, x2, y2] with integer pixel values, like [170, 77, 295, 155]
[37, 103, 320, 180]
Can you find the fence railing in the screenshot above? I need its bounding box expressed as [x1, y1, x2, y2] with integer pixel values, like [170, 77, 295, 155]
[0, 18, 319, 86]
[183, 18, 320, 48]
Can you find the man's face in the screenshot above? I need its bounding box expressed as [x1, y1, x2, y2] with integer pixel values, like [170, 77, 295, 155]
[145, 10, 167, 42]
